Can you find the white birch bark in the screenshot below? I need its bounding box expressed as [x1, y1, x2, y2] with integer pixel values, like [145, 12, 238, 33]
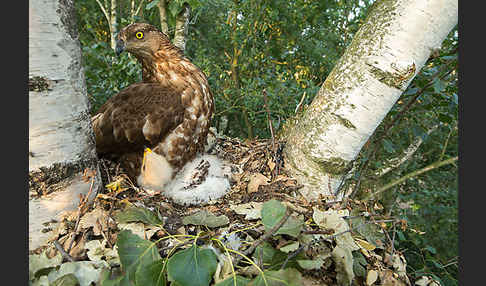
[94, 0, 117, 50]
[173, 3, 191, 51]
[283, 0, 458, 201]
[130, 0, 144, 23]
[130, 0, 145, 23]
[157, 0, 169, 35]
[29, 0, 101, 250]
[131, 0, 135, 21]
[110, 0, 117, 50]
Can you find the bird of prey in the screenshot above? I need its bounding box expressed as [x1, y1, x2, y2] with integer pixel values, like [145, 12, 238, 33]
[91, 23, 214, 191]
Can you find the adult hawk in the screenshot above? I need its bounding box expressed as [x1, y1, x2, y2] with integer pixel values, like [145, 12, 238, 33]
[92, 23, 214, 191]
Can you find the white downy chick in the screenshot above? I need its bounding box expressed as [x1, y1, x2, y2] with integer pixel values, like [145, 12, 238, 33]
[164, 154, 231, 205]
[137, 148, 174, 193]
[137, 148, 231, 205]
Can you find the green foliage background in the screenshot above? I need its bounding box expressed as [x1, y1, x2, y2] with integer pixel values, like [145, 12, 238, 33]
[75, 0, 458, 284]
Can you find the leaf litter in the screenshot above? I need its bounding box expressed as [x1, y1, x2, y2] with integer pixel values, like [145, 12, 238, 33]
[29, 135, 414, 286]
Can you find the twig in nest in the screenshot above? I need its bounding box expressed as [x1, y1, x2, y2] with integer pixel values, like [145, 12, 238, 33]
[97, 218, 113, 248]
[234, 207, 291, 267]
[263, 89, 283, 177]
[369, 215, 399, 255]
[101, 159, 112, 183]
[53, 240, 74, 262]
[302, 229, 334, 235]
[67, 175, 96, 254]
[263, 89, 276, 153]
[280, 221, 370, 270]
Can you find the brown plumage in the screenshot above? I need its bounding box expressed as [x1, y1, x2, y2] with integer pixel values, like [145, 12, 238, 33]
[92, 23, 214, 184]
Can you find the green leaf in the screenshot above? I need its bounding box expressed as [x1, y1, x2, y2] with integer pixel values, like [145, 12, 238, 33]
[433, 79, 447, 94]
[115, 206, 164, 226]
[441, 54, 457, 60]
[182, 210, 229, 228]
[215, 275, 252, 286]
[352, 250, 367, 277]
[279, 216, 304, 237]
[353, 261, 366, 278]
[185, 0, 202, 10]
[116, 230, 162, 282]
[135, 259, 167, 286]
[98, 269, 131, 286]
[382, 139, 395, 154]
[253, 242, 281, 264]
[411, 125, 428, 141]
[167, 245, 218, 286]
[29, 250, 63, 278]
[253, 242, 302, 270]
[51, 274, 79, 286]
[331, 245, 355, 286]
[32, 275, 49, 286]
[425, 245, 437, 255]
[296, 258, 324, 270]
[403, 87, 419, 96]
[262, 200, 287, 229]
[452, 93, 458, 105]
[168, 0, 184, 18]
[279, 242, 299, 253]
[438, 113, 453, 124]
[248, 268, 303, 286]
[352, 250, 367, 266]
[145, 0, 160, 10]
[46, 261, 108, 286]
[262, 199, 304, 238]
[397, 231, 406, 241]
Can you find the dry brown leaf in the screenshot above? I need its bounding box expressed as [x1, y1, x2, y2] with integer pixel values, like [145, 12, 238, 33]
[267, 159, 276, 171]
[78, 208, 109, 236]
[230, 202, 263, 220]
[247, 173, 270, 193]
[274, 174, 289, 181]
[283, 201, 308, 214]
[239, 155, 252, 165]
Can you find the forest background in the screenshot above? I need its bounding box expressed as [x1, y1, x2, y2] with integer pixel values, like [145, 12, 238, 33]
[75, 0, 458, 284]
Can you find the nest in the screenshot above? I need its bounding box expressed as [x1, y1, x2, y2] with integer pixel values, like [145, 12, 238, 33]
[31, 135, 414, 286]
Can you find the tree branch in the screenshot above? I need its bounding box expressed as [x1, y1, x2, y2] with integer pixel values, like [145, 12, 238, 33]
[351, 62, 456, 198]
[375, 124, 439, 177]
[233, 208, 291, 267]
[439, 123, 456, 161]
[95, 0, 110, 25]
[366, 156, 458, 200]
[135, 0, 145, 18]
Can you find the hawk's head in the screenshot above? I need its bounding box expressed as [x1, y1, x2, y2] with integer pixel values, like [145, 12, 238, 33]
[115, 23, 173, 58]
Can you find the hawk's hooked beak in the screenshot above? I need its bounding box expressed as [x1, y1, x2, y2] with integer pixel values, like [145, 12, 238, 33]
[115, 39, 125, 56]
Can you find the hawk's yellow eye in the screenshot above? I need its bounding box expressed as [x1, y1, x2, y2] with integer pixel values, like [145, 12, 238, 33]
[135, 32, 144, 39]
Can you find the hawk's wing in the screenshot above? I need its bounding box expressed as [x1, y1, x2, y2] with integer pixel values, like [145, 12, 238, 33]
[92, 83, 184, 155]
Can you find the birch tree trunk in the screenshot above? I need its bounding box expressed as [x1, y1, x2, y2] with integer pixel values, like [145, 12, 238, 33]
[173, 3, 191, 51]
[282, 0, 458, 201]
[110, 0, 117, 50]
[157, 0, 169, 35]
[130, 0, 144, 23]
[95, 0, 117, 50]
[29, 0, 101, 250]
